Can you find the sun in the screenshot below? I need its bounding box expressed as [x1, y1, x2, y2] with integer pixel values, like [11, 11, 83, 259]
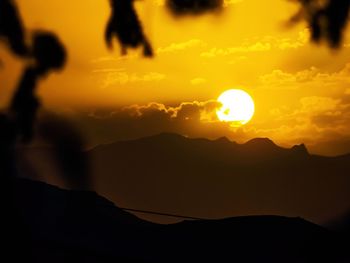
[216, 89, 255, 127]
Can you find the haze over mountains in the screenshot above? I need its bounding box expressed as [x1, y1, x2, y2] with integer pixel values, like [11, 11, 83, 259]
[21, 133, 350, 225]
[88, 133, 350, 224]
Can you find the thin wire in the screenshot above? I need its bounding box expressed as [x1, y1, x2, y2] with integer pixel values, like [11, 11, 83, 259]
[120, 207, 208, 220]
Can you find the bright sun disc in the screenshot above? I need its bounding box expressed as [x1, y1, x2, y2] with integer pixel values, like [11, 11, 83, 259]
[216, 89, 255, 127]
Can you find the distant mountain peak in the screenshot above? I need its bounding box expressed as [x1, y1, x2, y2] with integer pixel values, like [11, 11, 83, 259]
[246, 137, 275, 144]
[215, 136, 232, 143]
[104, 133, 312, 157]
[245, 137, 277, 147]
[291, 143, 309, 156]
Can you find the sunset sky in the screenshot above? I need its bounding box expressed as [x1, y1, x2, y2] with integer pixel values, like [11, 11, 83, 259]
[2, 0, 350, 155]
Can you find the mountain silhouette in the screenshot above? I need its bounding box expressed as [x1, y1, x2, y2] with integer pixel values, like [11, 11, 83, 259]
[64, 133, 350, 225]
[14, 178, 348, 262]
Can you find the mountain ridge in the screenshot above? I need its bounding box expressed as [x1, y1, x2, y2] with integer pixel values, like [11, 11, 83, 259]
[91, 132, 311, 157]
[14, 177, 349, 262]
[87, 133, 350, 225]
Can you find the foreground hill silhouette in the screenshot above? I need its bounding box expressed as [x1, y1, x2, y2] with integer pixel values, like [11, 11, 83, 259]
[15, 178, 348, 262]
[80, 133, 350, 224]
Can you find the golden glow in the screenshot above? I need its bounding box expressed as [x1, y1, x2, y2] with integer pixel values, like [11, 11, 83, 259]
[1, 0, 350, 155]
[216, 89, 255, 126]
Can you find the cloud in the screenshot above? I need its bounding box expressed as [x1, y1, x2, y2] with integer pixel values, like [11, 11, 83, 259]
[299, 96, 341, 114]
[200, 29, 309, 58]
[56, 92, 350, 156]
[100, 71, 166, 88]
[201, 42, 271, 58]
[260, 63, 350, 90]
[294, 96, 349, 133]
[91, 39, 207, 65]
[121, 100, 221, 122]
[63, 100, 225, 146]
[267, 96, 346, 127]
[90, 39, 206, 68]
[259, 67, 319, 89]
[191, 78, 207, 85]
[157, 39, 206, 54]
[92, 68, 125, 73]
[90, 54, 137, 64]
[260, 95, 350, 154]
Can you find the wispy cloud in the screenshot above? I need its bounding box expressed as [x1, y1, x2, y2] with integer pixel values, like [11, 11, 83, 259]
[201, 29, 309, 58]
[101, 71, 166, 88]
[201, 42, 271, 58]
[157, 39, 206, 54]
[122, 100, 221, 122]
[260, 63, 350, 89]
[90, 54, 138, 64]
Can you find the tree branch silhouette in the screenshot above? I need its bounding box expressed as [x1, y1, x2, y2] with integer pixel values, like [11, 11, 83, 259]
[10, 32, 66, 142]
[105, 0, 153, 57]
[290, 0, 350, 48]
[0, 0, 28, 56]
[166, 0, 223, 16]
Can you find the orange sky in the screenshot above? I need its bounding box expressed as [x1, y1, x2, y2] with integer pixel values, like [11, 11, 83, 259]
[2, 0, 350, 155]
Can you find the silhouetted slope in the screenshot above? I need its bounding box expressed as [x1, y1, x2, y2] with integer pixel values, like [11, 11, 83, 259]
[14, 178, 347, 262]
[88, 133, 350, 224]
[327, 210, 350, 235]
[15, 178, 154, 262]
